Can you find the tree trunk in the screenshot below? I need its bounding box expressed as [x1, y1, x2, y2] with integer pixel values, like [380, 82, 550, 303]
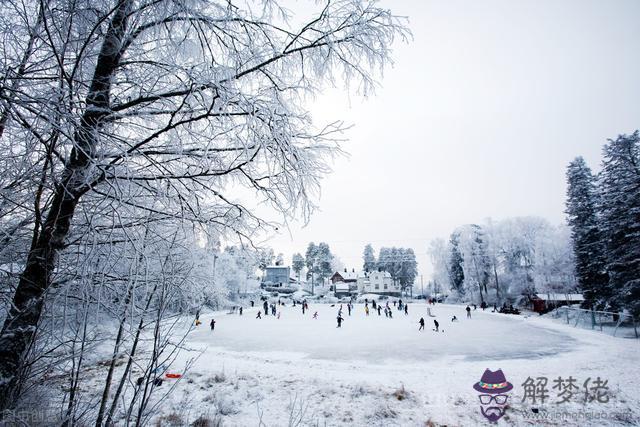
[0, 0, 131, 410]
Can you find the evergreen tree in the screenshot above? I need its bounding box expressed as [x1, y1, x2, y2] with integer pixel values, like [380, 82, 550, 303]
[316, 242, 334, 282]
[449, 232, 465, 294]
[565, 156, 609, 307]
[305, 242, 318, 281]
[363, 244, 377, 272]
[398, 248, 418, 290]
[599, 132, 640, 315]
[292, 253, 305, 281]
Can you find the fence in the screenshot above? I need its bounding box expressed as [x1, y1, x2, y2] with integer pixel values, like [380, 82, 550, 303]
[550, 306, 639, 339]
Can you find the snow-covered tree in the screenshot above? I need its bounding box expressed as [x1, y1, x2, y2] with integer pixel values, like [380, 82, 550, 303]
[0, 0, 408, 411]
[599, 132, 640, 314]
[448, 232, 465, 296]
[363, 244, 377, 272]
[457, 224, 492, 304]
[565, 157, 608, 306]
[292, 253, 305, 282]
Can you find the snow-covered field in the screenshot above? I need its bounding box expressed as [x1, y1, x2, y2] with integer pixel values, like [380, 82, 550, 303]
[153, 303, 640, 426]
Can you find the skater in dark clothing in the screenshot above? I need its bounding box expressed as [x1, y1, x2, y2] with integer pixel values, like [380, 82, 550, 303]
[348, 304, 352, 316]
[404, 305, 408, 315]
[210, 319, 216, 330]
[263, 301, 269, 316]
[466, 305, 471, 318]
[419, 317, 425, 331]
[372, 300, 377, 309]
[250, 300, 254, 307]
[451, 315, 458, 322]
[434, 319, 439, 332]
[377, 306, 382, 316]
[388, 309, 393, 319]
[239, 307, 243, 315]
[256, 311, 262, 319]
[337, 314, 344, 328]
[473, 304, 477, 310]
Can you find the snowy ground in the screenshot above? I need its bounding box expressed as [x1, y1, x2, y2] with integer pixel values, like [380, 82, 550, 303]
[152, 302, 640, 426]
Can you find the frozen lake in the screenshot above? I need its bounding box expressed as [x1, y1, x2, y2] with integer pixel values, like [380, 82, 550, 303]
[191, 303, 575, 363]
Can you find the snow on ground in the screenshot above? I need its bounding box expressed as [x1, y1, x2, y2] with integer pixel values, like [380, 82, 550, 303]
[153, 303, 640, 426]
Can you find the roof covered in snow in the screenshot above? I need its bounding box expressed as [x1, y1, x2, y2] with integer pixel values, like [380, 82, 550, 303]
[333, 269, 361, 281]
[535, 293, 584, 301]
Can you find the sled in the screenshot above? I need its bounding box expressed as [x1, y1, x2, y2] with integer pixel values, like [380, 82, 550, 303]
[165, 373, 182, 379]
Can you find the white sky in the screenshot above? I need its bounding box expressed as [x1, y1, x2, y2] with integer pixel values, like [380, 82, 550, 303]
[265, 0, 640, 281]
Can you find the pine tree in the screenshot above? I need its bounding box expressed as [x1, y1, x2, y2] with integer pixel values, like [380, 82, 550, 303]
[565, 156, 609, 307]
[292, 253, 305, 281]
[449, 232, 465, 294]
[363, 244, 376, 272]
[316, 242, 334, 282]
[599, 132, 640, 315]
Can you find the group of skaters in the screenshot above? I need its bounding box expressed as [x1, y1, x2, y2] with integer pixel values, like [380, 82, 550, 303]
[254, 298, 306, 319]
[205, 297, 500, 334]
[335, 298, 411, 327]
[417, 305, 470, 333]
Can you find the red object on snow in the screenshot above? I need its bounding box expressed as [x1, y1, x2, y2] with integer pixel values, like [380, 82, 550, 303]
[165, 373, 182, 379]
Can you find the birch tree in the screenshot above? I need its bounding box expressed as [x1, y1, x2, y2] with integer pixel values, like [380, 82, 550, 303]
[0, 0, 408, 410]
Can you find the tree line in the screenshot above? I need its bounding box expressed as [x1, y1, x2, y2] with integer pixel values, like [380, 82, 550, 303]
[565, 131, 640, 316]
[429, 217, 575, 304]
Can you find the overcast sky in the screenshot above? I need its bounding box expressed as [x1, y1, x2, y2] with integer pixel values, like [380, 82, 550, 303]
[265, 0, 640, 280]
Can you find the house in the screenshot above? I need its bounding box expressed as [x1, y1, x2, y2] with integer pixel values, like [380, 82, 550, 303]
[330, 268, 359, 296]
[530, 293, 584, 314]
[334, 282, 355, 298]
[261, 266, 297, 293]
[357, 270, 401, 297]
[330, 269, 359, 284]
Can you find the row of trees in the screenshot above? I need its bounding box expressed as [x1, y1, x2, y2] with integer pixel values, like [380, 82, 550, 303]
[565, 131, 640, 315]
[0, 0, 405, 419]
[429, 217, 576, 304]
[362, 244, 418, 292]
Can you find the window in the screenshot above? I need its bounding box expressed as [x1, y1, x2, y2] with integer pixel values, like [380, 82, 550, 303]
[384, 284, 387, 289]
[375, 284, 379, 289]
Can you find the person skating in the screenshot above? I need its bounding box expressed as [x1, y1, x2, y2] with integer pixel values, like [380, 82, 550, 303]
[348, 304, 352, 316]
[473, 303, 477, 310]
[365, 306, 370, 316]
[377, 306, 382, 316]
[313, 311, 318, 319]
[388, 309, 393, 319]
[210, 318, 216, 331]
[256, 311, 262, 319]
[404, 304, 408, 315]
[419, 317, 425, 331]
[434, 319, 439, 332]
[336, 314, 344, 328]
[263, 300, 269, 316]
[239, 307, 243, 316]
[466, 305, 471, 318]
[250, 300, 254, 307]
[451, 315, 458, 322]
